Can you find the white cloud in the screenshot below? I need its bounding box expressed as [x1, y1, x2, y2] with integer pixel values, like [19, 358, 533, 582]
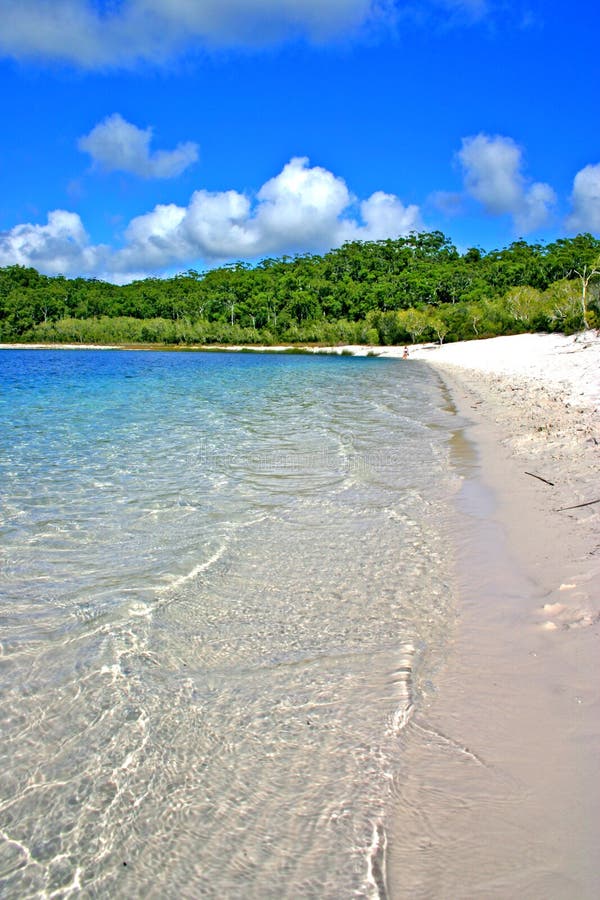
[143, 0, 373, 44]
[458, 133, 556, 232]
[344, 191, 422, 241]
[117, 157, 421, 272]
[184, 190, 254, 256]
[253, 157, 352, 248]
[517, 181, 556, 232]
[78, 114, 198, 178]
[565, 163, 600, 233]
[0, 210, 106, 274]
[0, 1, 493, 67]
[0, 0, 376, 67]
[0, 157, 421, 280]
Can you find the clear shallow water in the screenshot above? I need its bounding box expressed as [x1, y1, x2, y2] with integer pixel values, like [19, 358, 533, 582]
[0, 349, 459, 898]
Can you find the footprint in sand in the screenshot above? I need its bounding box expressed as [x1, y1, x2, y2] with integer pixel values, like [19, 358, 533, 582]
[536, 587, 600, 631]
[542, 602, 566, 616]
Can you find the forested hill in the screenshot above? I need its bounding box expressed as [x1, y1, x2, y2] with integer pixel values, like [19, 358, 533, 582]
[1, 231, 599, 346]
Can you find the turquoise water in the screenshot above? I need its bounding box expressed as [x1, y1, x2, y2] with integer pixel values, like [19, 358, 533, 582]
[0, 349, 459, 898]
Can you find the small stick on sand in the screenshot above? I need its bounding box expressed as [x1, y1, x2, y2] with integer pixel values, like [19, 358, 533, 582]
[525, 471, 555, 486]
[556, 497, 600, 512]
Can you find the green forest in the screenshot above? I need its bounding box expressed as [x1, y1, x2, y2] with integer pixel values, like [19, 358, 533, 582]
[1, 231, 599, 347]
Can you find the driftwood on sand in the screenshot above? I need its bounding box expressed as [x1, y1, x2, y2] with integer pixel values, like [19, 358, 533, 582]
[556, 498, 600, 512]
[525, 471, 555, 486]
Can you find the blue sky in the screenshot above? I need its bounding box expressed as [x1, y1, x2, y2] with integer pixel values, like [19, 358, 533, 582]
[0, 0, 598, 282]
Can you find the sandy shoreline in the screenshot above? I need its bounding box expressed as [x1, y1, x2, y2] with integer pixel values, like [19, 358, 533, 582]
[384, 333, 600, 897]
[411, 332, 600, 630]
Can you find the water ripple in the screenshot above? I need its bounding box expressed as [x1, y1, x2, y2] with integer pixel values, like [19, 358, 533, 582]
[0, 349, 459, 897]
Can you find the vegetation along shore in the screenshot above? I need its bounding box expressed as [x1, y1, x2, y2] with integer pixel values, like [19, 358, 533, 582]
[1, 231, 599, 347]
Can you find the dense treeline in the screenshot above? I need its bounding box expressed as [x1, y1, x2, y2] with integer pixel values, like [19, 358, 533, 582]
[1, 231, 599, 346]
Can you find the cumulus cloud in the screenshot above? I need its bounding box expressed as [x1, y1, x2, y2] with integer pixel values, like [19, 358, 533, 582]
[0, 210, 107, 274]
[78, 114, 198, 178]
[253, 157, 352, 247]
[117, 157, 421, 271]
[565, 163, 600, 233]
[344, 191, 422, 241]
[458, 133, 556, 231]
[0, 157, 422, 280]
[0, 0, 493, 67]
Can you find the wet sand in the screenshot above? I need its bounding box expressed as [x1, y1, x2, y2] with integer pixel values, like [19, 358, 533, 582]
[383, 338, 600, 898]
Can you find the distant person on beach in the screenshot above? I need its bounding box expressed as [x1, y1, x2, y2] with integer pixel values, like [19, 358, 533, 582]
[403, 347, 409, 359]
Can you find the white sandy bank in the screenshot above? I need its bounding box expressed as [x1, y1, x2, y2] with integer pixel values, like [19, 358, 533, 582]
[421, 333, 599, 634]
[379, 335, 600, 896]
[314, 331, 600, 412]
[407, 331, 600, 411]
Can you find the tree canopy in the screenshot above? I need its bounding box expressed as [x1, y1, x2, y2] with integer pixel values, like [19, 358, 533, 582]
[1, 231, 599, 346]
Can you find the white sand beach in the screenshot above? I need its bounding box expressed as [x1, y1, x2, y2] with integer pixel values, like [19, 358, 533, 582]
[406, 332, 600, 628]
[399, 331, 600, 632]
[403, 330, 600, 408]
[380, 332, 600, 896]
